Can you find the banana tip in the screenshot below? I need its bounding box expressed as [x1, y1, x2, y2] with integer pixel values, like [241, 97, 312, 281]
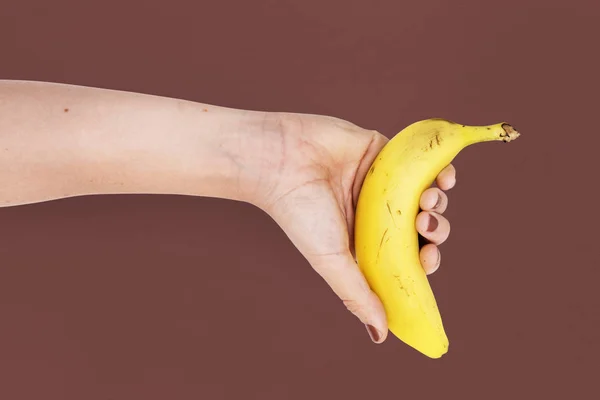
[500, 123, 520, 142]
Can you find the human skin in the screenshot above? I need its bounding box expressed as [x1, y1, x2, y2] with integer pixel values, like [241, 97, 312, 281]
[0, 80, 455, 344]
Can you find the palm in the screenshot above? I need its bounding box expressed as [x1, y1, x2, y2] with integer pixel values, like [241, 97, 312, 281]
[267, 174, 354, 263]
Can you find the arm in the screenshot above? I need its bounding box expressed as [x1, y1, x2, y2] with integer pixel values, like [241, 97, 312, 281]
[0, 80, 275, 207]
[0, 79, 456, 343]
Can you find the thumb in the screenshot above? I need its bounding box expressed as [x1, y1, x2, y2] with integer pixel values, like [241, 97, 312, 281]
[310, 252, 389, 344]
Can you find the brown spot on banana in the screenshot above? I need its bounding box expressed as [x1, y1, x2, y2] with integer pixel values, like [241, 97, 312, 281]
[393, 274, 411, 297]
[424, 133, 442, 151]
[387, 202, 399, 228]
[376, 228, 389, 264]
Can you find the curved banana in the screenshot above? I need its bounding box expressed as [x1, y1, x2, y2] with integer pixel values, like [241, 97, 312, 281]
[354, 118, 520, 358]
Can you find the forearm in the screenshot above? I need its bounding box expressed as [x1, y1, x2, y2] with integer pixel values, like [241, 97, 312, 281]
[0, 80, 275, 207]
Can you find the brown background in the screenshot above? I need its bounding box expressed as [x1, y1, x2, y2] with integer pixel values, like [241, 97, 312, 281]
[1, 0, 598, 399]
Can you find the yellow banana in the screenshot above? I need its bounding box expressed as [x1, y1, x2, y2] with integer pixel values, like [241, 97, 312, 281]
[354, 118, 520, 358]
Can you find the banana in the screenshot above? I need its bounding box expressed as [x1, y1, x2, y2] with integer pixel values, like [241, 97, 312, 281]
[354, 118, 520, 358]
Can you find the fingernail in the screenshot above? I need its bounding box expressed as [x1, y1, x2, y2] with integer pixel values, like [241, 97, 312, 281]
[434, 193, 443, 209]
[436, 247, 441, 267]
[365, 324, 382, 343]
[427, 214, 439, 232]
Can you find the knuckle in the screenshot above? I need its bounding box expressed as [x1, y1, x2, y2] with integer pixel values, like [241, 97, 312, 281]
[342, 298, 365, 317]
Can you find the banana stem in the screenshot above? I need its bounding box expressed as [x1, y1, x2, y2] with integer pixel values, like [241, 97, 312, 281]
[461, 122, 521, 146]
[500, 123, 520, 142]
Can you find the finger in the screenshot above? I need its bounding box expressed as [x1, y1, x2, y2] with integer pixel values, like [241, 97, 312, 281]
[420, 243, 441, 275]
[311, 253, 388, 344]
[419, 187, 449, 214]
[415, 211, 451, 245]
[436, 164, 456, 191]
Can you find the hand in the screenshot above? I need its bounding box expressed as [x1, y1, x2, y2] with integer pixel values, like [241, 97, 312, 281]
[256, 113, 456, 344]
